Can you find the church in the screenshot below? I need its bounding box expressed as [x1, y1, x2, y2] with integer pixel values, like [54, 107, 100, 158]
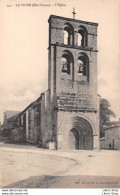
[5, 14, 100, 150]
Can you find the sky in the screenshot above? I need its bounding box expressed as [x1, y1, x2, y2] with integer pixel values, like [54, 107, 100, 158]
[0, 0, 120, 123]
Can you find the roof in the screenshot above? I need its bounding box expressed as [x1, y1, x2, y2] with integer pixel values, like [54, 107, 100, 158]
[110, 121, 120, 125]
[18, 101, 35, 117]
[104, 123, 120, 131]
[4, 110, 20, 119]
[7, 113, 20, 122]
[18, 94, 42, 117]
[48, 15, 98, 26]
[18, 90, 49, 118]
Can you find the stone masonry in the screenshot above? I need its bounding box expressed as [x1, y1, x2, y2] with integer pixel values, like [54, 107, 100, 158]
[8, 14, 100, 150]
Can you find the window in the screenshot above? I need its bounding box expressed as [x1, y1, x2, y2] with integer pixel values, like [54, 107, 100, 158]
[63, 23, 74, 46]
[63, 30, 69, 45]
[61, 50, 74, 75]
[78, 60, 84, 76]
[77, 26, 88, 47]
[78, 53, 89, 81]
[77, 33, 82, 47]
[61, 57, 68, 73]
[61, 54, 70, 74]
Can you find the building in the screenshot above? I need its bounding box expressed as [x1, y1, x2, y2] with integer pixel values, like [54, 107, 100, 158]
[16, 93, 50, 144]
[100, 121, 120, 150]
[3, 110, 20, 131]
[4, 14, 100, 150]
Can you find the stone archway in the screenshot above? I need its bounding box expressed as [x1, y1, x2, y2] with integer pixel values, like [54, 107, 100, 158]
[68, 128, 79, 150]
[71, 116, 93, 150]
[58, 115, 94, 150]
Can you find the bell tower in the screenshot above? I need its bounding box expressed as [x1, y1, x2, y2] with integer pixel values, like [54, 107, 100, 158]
[48, 14, 100, 150]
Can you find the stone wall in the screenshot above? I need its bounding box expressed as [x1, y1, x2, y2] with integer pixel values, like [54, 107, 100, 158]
[48, 15, 99, 150]
[10, 127, 25, 142]
[49, 15, 98, 50]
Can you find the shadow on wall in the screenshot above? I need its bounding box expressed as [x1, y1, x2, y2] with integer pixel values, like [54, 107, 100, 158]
[4, 174, 120, 188]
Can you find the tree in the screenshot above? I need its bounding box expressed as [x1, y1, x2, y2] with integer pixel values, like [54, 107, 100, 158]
[100, 98, 116, 138]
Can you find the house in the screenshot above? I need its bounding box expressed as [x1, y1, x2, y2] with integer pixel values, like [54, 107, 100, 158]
[3, 110, 20, 131]
[100, 120, 120, 150]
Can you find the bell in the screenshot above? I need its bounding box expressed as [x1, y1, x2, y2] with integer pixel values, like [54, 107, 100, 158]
[62, 62, 67, 72]
[78, 63, 84, 73]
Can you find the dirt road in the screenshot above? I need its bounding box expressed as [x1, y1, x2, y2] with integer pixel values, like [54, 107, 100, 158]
[0, 143, 120, 188]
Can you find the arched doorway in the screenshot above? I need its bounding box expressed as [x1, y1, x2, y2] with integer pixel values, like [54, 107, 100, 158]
[68, 128, 79, 149]
[68, 117, 93, 150]
[79, 126, 93, 150]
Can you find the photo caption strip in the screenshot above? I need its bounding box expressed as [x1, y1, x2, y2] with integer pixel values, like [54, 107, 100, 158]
[0, 189, 120, 195]
[6, 3, 66, 7]
[102, 189, 119, 195]
[1, 189, 28, 195]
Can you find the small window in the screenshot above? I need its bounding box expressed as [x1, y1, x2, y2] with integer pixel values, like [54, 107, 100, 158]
[78, 60, 84, 76]
[64, 27, 71, 46]
[61, 56, 70, 74]
[61, 57, 68, 73]
[61, 51, 73, 75]
[63, 30, 69, 45]
[77, 26, 88, 47]
[77, 53, 89, 80]
[63, 23, 74, 46]
[77, 33, 82, 47]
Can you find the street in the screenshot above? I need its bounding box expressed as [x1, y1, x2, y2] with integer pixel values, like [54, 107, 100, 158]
[0, 143, 120, 188]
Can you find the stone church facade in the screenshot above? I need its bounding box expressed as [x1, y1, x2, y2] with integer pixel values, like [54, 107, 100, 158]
[48, 15, 100, 150]
[6, 15, 100, 150]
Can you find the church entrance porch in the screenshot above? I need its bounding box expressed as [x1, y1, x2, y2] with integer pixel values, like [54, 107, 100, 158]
[58, 115, 95, 150]
[69, 117, 93, 150]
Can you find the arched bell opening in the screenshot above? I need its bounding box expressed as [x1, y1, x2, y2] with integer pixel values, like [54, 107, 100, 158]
[77, 52, 89, 82]
[61, 50, 74, 76]
[77, 26, 88, 47]
[63, 23, 74, 46]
